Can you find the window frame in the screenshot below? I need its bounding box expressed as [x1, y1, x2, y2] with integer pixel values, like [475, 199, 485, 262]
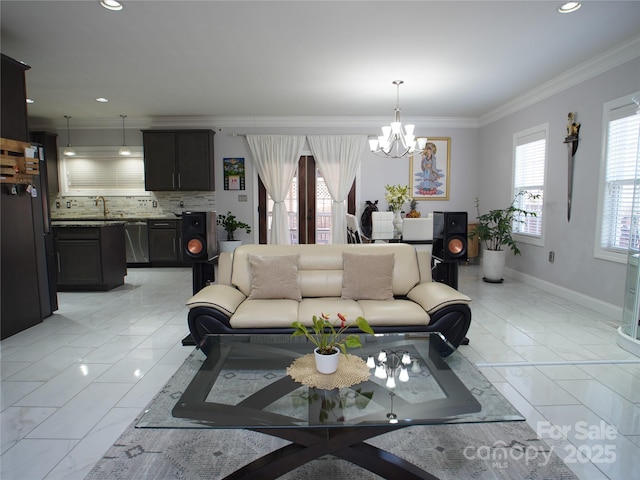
[594, 93, 640, 263]
[58, 146, 149, 197]
[511, 123, 549, 248]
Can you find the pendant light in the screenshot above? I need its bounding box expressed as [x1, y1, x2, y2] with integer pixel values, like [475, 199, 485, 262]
[63, 115, 76, 157]
[368, 81, 427, 159]
[118, 115, 131, 156]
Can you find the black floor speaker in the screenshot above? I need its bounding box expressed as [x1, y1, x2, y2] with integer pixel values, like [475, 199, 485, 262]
[182, 211, 217, 262]
[432, 260, 459, 290]
[433, 211, 468, 263]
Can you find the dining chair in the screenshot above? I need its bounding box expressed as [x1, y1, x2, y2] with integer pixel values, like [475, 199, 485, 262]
[346, 213, 370, 243]
[370, 211, 395, 242]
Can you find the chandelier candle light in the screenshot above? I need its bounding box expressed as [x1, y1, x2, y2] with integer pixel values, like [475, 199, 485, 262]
[369, 80, 428, 159]
[367, 349, 415, 389]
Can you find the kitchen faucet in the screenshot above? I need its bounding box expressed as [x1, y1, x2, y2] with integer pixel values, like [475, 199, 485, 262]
[96, 196, 109, 218]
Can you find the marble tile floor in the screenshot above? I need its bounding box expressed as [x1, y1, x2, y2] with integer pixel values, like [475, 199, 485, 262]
[1, 265, 639, 479]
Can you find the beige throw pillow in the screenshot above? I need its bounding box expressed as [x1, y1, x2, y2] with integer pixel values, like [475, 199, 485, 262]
[341, 252, 394, 301]
[248, 254, 302, 301]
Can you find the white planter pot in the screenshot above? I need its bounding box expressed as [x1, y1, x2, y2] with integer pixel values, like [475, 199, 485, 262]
[482, 249, 506, 282]
[219, 240, 242, 253]
[314, 347, 340, 374]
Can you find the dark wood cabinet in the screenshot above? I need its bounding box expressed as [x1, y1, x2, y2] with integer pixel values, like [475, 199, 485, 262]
[1, 54, 29, 142]
[148, 219, 185, 265]
[53, 224, 126, 291]
[142, 130, 214, 191]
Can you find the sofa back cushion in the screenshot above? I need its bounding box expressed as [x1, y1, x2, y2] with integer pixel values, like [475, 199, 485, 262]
[231, 243, 420, 298]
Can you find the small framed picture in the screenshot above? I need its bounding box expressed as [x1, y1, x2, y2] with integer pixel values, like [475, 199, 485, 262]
[223, 157, 245, 190]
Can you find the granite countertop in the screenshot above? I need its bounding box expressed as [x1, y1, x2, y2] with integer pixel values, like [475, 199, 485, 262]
[52, 220, 127, 227]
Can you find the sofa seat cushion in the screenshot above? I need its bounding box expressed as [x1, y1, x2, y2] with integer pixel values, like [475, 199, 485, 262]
[230, 299, 299, 328]
[357, 299, 430, 326]
[298, 298, 363, 326]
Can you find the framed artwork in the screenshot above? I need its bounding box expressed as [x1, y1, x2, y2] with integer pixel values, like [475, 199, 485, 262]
[223, 157, 245, 190]
[409, 137, 451, 200]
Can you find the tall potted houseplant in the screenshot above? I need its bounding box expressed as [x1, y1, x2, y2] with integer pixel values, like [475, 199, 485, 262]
[217, 211, 251, 253]
[471, 192, 539, 282]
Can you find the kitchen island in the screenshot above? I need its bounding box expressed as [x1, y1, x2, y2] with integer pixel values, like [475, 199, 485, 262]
[52, 221, 126, 291]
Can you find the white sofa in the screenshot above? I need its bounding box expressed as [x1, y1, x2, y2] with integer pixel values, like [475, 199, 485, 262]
[186, 243, 472, 355]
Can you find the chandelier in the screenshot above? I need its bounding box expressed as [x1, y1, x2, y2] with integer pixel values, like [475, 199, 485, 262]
[367, 349, 418, 389]
[369, 80, 427, 159]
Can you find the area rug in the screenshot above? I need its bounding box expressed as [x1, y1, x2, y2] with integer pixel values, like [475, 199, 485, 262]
[85, 349, 578, 480]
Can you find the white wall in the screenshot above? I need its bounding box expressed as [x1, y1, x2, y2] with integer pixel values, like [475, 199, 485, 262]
[478, 58, 640, 308]
[56, 57, 638, 309]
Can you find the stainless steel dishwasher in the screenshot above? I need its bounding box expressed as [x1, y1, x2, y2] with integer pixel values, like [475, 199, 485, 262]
[124, 221, 150, 264]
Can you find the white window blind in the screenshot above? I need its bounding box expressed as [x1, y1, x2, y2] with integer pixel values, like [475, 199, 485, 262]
[59, 147, 147, 196]
[512, 126, 547, 238]
[600, 101, 640, 254]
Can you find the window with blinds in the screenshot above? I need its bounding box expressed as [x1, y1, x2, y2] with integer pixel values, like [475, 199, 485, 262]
[58, 146, 148, 196]
[512, 124, 547, 242]
[597, 95, 640, 261]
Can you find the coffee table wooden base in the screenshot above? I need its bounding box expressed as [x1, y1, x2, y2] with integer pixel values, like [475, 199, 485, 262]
[223, 425, 439, 480]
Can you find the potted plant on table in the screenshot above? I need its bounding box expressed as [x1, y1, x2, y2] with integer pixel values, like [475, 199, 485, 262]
[217, 211, 251, 253]
[471, 191, 540, 282]
[384, 184, 411, 232]
[291, 313, 374, 374]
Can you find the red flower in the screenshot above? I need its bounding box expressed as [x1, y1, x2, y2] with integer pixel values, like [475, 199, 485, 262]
[337, 313, 347, 328]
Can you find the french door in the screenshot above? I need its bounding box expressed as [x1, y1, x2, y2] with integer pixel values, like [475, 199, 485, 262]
[258, 155, 355, 244]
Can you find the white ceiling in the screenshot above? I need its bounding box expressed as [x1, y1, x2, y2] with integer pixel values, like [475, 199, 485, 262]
[2, 1, 639, 129]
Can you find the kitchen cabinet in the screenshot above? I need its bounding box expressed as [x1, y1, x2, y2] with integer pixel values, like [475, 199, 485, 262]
[142, 130, 214, 191]
[53, 223, 126, 291]
[148, 219, 185, 265]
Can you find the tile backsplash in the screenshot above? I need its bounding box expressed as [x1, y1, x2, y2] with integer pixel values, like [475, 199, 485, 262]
[51, 191, 216, 220]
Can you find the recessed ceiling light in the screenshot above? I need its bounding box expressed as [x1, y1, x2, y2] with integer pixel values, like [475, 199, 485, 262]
[557, 2, 581, 13]
[26, 98, 34, 104]
[96, 97, 109, 103]
[100, 0, 123, 11]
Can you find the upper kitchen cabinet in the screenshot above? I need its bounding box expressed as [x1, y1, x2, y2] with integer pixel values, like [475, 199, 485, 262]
[1, 54, 29, 142]
[142, 129, 215, 191]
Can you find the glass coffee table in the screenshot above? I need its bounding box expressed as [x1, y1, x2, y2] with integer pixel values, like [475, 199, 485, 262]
[138, 333, 523, 480]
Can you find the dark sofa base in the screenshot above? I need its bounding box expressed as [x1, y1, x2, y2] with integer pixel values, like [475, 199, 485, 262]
[188, 304, 471, 356]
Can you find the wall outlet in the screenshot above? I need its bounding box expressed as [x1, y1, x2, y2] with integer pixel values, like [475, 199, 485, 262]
[66, 201, 71, 208]
[548, 251, 555, 263]
[152, 201, 158, 208]
[238, 194, 248, 202]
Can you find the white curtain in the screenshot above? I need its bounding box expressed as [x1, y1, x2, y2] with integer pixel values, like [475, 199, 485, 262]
[307, 135, 366, 244]
[246, 135, 305, 244]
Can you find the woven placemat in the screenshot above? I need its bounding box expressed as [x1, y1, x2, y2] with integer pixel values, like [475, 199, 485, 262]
[286, 353, 370, 389]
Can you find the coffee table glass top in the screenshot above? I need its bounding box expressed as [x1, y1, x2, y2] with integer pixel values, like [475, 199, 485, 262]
[138, 333, 523, 430]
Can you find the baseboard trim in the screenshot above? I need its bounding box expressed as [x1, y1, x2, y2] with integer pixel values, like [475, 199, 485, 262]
[504, 267, 622, 320]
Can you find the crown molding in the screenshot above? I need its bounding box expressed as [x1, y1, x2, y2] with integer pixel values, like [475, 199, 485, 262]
[29, 35, 639, 133]
[479, 34, 640, 126]
[33, 115, 479, 132]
